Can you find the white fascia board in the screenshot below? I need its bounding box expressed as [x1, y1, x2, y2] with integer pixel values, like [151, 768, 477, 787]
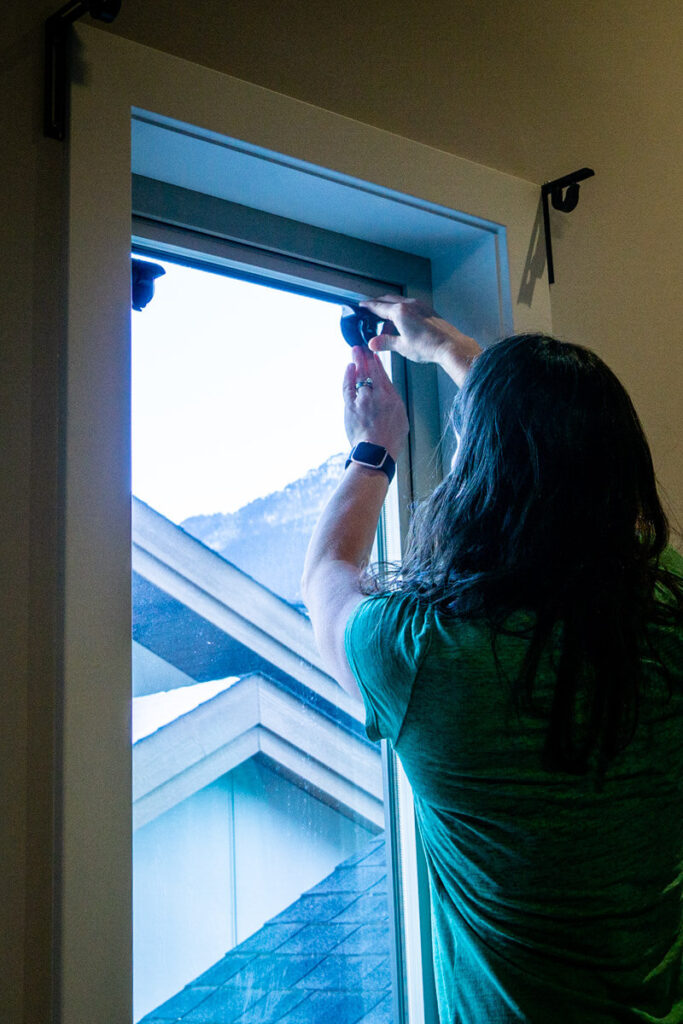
[132, 497, 362, 722]
[133, 497, 318, 661]
[133, 674, 382, 830]
[257, 683, 382, 801]
[259, 731, 384, 832]
[134, 729, 260, 830]
[133, 676, 260, 802]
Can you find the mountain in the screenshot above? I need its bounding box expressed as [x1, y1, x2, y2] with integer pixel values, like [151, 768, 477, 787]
[181, 453, 346, 609]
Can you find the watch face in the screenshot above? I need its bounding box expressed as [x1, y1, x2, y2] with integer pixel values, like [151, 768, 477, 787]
[353, 441, 386, 467]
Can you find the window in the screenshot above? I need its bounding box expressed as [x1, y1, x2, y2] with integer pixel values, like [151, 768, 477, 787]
[131, 259, 399, 1021]
[129, 196, 433, 1021]
[63, 29, 544, 1023]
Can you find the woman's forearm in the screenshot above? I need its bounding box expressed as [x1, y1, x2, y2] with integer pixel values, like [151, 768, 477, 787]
[302, 464, 388, 594]
[360, 296, 482, 389]
[301, 346, 407, 695]
[435, 334, 482, 388]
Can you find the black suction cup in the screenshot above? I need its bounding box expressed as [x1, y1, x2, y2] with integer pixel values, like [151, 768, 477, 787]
[131, 259, 166, 311]
[340, 305, 385, 347]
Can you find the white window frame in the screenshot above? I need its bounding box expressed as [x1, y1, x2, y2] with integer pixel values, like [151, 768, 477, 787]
[62, 24, 552, 1024]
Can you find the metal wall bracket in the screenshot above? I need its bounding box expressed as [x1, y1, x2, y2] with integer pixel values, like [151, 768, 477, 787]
[541, 167, 595, 284]
[44, 0, 122, 140]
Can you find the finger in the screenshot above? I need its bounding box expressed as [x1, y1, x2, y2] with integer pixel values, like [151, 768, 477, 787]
[360, 293, 403, 308]
[352, 344, 374, 378]
[368, 335, 393, 354]
[369, 351, 394, 388]
[342, 362, 357, 405]
[368, 328, 399, 354]
[360, 296, 410, 319]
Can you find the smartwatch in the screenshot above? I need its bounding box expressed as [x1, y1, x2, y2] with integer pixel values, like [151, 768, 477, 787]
[345, 441, 396, 483]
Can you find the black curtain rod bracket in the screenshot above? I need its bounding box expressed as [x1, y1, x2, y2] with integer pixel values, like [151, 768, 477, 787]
[541, 167, 595, 285]
[44, 0, 122, 140]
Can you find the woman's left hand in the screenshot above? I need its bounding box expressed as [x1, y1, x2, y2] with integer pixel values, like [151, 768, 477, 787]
[343, 346, 409, 460]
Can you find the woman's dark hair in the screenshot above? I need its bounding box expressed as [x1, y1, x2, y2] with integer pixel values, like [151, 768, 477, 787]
[374, 334, 682, 778]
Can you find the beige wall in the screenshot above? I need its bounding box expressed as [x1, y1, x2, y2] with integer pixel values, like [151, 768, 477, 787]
[1, 2, 681, 1020]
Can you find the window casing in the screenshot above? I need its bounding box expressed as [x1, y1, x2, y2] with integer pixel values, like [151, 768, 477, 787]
[62, 26, 551, 1024]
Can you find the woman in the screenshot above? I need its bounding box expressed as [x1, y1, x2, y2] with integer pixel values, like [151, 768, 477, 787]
[302, 296, 683, 1024]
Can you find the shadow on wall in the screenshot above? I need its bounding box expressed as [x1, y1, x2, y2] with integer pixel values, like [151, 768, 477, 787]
[517, 198, 548, 308]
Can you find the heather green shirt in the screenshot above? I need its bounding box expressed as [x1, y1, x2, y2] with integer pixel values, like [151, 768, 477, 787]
[345, 550, 683, 1024]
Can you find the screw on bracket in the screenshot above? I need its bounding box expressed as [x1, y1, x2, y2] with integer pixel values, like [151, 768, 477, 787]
[541, 168, 595, 284]
[44, 0, 122, 140]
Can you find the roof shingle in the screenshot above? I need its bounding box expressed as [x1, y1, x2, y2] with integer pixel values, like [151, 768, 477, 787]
[139, 836, 393, 1024]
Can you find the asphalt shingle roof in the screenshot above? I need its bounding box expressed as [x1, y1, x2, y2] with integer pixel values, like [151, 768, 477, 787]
[139, 836, 393, 1024]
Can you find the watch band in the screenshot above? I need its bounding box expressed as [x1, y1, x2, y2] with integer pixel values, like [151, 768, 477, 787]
[345, 442, 396, 483]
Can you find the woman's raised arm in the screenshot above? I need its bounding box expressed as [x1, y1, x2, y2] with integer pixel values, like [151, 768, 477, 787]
[360, 295, 482, 388]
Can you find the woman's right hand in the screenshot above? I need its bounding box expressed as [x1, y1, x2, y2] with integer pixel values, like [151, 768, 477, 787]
[360, 295, 482, 388]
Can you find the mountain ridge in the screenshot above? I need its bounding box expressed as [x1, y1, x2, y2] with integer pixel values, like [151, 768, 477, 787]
[181, 453, 346, 607]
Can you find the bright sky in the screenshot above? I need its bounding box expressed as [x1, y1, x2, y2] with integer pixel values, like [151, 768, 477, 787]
[132, 258, 354, 522]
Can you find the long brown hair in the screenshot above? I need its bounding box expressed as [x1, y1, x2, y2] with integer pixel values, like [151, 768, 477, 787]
[374, 335, 682, 777]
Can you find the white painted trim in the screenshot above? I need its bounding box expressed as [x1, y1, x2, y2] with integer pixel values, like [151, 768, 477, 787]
[132, 498, 361, 719]
[258, 731, 384, 831]
[132, 674, 383, 831]
[135, 728, 260, 830]
[65, 25, 551, 1024]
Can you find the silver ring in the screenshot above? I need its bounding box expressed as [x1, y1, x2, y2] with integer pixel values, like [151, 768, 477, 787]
[355, 377, 374, 391]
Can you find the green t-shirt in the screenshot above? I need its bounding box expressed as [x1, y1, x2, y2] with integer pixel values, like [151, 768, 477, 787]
[345, 550, 683, 1024]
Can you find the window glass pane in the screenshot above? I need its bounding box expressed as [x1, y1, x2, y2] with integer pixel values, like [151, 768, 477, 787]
[132, 256, 397, 1023]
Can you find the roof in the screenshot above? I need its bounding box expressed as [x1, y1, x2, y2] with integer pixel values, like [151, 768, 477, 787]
[132, 496, 361, 722]
[132, 672, 383, 832]
[138, 835, 393, 1024]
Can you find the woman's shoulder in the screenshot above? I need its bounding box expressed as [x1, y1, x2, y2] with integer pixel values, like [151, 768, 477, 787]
[347, 589, 435, 657]
[659, 545, 683, 578]
[653, 545, 683, 614]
